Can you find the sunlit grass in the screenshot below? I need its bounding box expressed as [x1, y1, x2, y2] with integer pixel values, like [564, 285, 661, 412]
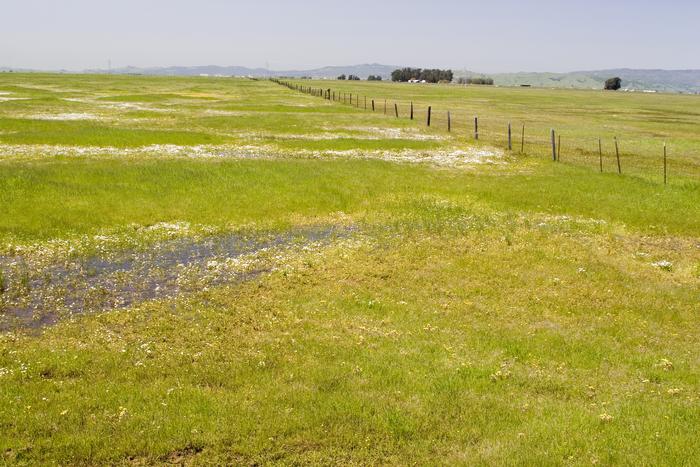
[1, 157, 698, 244]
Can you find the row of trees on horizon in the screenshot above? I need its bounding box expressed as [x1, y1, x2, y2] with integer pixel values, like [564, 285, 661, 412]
[390, 68, 454, 83]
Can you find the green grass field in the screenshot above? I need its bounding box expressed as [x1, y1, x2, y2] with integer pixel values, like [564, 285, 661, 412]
[0, 74, 699, 465]
[291, 78, 700, 184]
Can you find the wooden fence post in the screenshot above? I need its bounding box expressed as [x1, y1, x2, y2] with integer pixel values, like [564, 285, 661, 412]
[372, 99, 375, 111]
[474, 117, 479, 140]
[410, 102, 414, 120]
[521, 124, 525, 153]
[364, 96, 367, 110]
[508, 122, 512, 150]
[551, 129, 557, 161]
[615, 137, 621, 174]
[447, 111, 451, 132]
[394, 103, 399, 118]
[598, 138, 603, 173]
[384, 99, 387, 115]
[427, 106, 431, 126]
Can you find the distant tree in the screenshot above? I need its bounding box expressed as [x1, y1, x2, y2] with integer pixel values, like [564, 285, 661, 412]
[461, 77, 494, 85]
[604, 77, 622, 91]
[367, 75, 383, 81]
[348, 75, 361, 81]
[423, 69, 453, 83]
[337, 74, 347, 80]
[391, 68, 453, 83]
[391, 68, 421, 82]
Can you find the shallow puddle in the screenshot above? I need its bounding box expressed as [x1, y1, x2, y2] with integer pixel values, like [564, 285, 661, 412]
[0, 225, 350, 331]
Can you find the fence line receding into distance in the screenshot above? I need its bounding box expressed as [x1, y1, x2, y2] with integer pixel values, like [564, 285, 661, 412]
[270, 78, 683, 184]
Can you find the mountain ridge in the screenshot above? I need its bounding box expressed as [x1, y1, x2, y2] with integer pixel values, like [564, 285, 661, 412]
[2, 64, 699, 93]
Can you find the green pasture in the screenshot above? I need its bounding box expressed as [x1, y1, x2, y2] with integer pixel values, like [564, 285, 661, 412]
[293, 78, 700, 182]
[0, 74, 698, 465]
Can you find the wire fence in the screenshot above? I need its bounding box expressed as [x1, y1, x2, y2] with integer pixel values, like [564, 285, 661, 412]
[271, 79, 699, 185]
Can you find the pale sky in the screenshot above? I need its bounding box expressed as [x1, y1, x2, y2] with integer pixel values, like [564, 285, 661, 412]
[2, 0, 698, 73]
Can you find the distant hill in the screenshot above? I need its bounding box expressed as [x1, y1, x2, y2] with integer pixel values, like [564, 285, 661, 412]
[583, 69, 700, 93]
[0, 67, 35, 73]
[100, 66, 700, 93]
[276, 64, 400, 79]
[455, 69, 700, 93]
[83, 63, 401, 80]
[3, 63, 700, 93]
